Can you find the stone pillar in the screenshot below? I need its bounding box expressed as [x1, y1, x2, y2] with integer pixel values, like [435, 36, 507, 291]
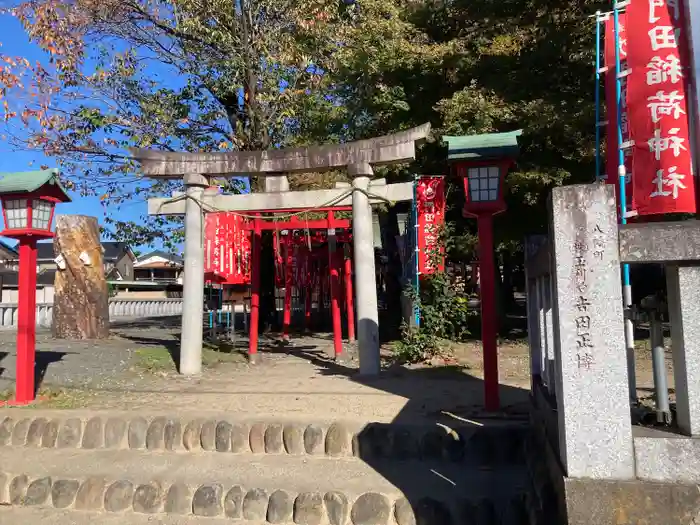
[180, 174, 208, 375]
[350, 163, 380, 375]
[666, 265, 700, 436]
[549, 184, 634, 479]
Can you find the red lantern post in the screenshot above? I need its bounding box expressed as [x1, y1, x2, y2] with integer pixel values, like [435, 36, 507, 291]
[444, 132, 522, 412]
[0, 169, 70, 404]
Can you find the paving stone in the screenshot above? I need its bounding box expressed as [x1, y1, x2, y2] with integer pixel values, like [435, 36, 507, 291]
[193, 483, 223, 517]
[242, 488, 269, 521]
[475, 499, 497, 525]
[9, 474, 29, 505]
[24, 477, 52, 506]
[0, 417, 13, 445]
[351, 493, 391, 525]
[24, 418, 47, 448]
[51, 479, 80, 509]
[104, 480, 133, 512]
[265, 424, 284, 454]
[324, 491, 349, 525]
[165, 483, 191, 515]
[284, 424, 304, 455]
[249, 423, 266, 453]
[74, 477, 107, 511]
[57, 418, 83, 449]
[128, 417, 148, 449]
[326, 423, 351, 456]
[443, 432, 465, 463]
[394, 498, 416, 525]
[304, 425, 324, 455]
[503, 495, 529, 525]
[133, 482, 164, 514]
[231, 423, 250, 453]
[0, 472, 10, 504]
[392, 429, 418, 460]
[104, 418, 127, 449]
[41, 420, 59, 448]
[414, 498, 451, 525]
[294, 492, 324, 525]
[224, 485, 245, 519]
[164, 419, 182, 451]
[11, 418, 31, 446]
[215, 421, 232, 452]
[183, 420, 203, 451]
[356, 425, 392, 458]
[200, 420, 217, 451]
[421, 430, 445, 460]
[146, 416, 167, 450]
[267, 489, 293, 523]
[82, 417, 104, 449]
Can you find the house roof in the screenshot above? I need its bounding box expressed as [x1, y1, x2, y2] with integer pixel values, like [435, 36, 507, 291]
[443, 130, 523, 161]
[35, 241, 133, 261]
[0, 239, 17, 257]
[136, 250, 184, 266]
[0, 168, 71, 201]
[0, 268, 55, 287]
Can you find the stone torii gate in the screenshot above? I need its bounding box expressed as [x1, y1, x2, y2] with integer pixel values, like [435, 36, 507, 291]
[132, 123, 431, 376]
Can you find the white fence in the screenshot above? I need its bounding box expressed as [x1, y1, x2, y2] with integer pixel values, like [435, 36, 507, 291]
[0, 298, 183, 329]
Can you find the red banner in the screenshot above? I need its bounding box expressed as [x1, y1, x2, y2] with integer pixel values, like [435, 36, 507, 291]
[626, 0, 696, 215]
[604, 13, 634, 207]
[417, 176, 445, 275]
[204, 212, 251, 284]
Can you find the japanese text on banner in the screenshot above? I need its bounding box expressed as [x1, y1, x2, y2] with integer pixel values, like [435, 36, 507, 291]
[204, 212, 251, 284]
[626, 0, 696, 215]
[417, 176, 445, 275]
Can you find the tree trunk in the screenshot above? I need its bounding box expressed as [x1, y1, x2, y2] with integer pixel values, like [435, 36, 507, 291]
[52, 215, 110, 339]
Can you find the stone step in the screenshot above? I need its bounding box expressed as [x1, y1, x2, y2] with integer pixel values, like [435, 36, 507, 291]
[0, 411, 529, 467]
[0, 446, 530, 524]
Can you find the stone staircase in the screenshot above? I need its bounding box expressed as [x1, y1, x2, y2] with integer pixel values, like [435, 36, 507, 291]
[0, 411, 533, 524]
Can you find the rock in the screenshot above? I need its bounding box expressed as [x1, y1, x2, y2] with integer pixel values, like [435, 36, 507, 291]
[11, 418, 31, 446]
[183, 420, 203, 451]
[0, 417, 13, 445]
[357, 425, 392, 458]
[192, 484, 223, 517]
[325, 423, 351, 456]
[475, 499, 497, 525]
[351, 493, 391, 525]
[231, 423, 249, 453]
[51, 479, 80, 509]
[265, 424, 284, 454]
[294, 492, 324, 525]
[443, 432, 464, 463]
[82, 417, 104, 449]
[104, 480, 134, 512]
[324, 491, 349, 525]
[42, 420, 59, 448]
[0, 472, 10, 504]
[165, 483, 191, 515]
[164, 419, 182, 451]
[394, 498, 416, 525]
[249, 423, 266, 453]
[503, 495, 529, 525]
[57, 418, 83, 449]
[9, 475, 29, 505]
[24, 477, 52, 506]
[133, 482, 164, 514]
[75, 477, 107, 510]
[267, 489, 293, 523]
[200, 420, 217, 451]
[26, 418, 47, 447]
[128, 417, 148, 449]
[414, 498, 452, 525]
[215, 421, 232, 452]
[104, 418, 127, 448]
[392, 429, 417, 460]
[283, 424, 304, 455]
[224, 485, 246, 518]
[304, 425, 324, 455]
[242, 488, 269, 520]
[146, 417, 167, 450]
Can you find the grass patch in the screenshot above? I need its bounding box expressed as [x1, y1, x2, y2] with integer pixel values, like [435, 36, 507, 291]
[133, 342, 247, 374]
[0, 387, 92, 409]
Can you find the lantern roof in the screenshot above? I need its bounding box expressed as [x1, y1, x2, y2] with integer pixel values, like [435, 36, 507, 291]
[443, 130, 523, 162]
[0, 168, 71, 202]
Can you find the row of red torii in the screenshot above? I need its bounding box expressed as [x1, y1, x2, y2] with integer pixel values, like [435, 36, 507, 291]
[203, 206, 356, 361]
[134, 123, 431, 375]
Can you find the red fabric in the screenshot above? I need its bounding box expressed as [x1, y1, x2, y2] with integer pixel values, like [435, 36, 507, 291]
[626, 0, 696, 215]
[417, 176, 446, 275]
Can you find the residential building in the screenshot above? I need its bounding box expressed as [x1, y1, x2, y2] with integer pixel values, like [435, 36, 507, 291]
[133, 250, 184, 284]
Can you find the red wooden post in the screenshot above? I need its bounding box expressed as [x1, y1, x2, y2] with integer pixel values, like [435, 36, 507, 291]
[344, 253, 356, 342]
[304, 248, 313, 331]
[329, 248, 343, 358]
[282, 241, 293, 341]
[15, 239, 37, 404]
[477, 214, 499, 411]
[248, 219, 262, 363]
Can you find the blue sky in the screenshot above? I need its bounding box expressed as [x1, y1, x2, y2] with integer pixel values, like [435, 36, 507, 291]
[0, 14, 169, 252]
